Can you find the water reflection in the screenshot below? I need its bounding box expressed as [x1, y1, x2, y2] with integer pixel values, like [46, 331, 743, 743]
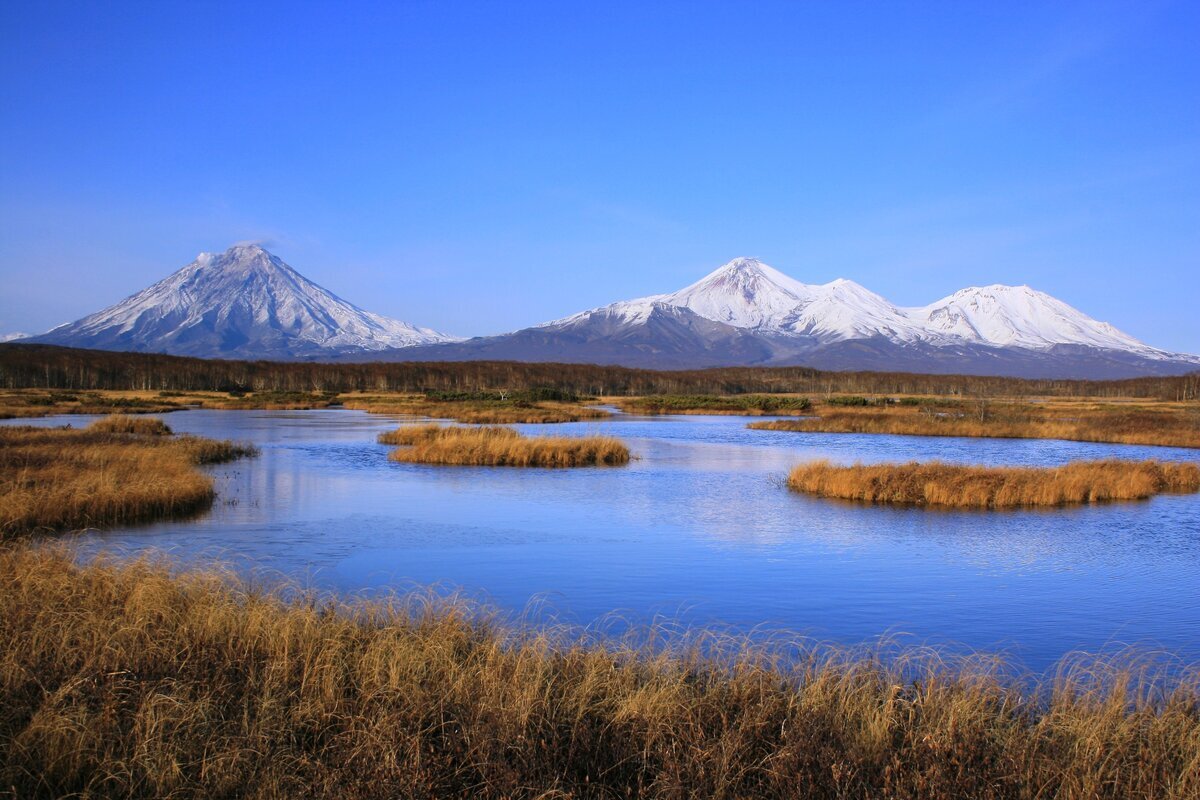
[7, 408, 1199, 672]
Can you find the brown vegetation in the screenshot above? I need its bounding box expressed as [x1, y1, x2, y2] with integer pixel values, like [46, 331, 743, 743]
[345, 394, 609, 424]
[5, 342, 1198, 400]
[787, 459, 1200, 508]
[0, 387, 342, 418]
[381, 424, 630, 467]
[616, 394, 812, 415]
[85, 413, 174, 435]
[1, 543, 1198, 799]
[751, 397, 1200, 448]
[0, 416, 257, 537]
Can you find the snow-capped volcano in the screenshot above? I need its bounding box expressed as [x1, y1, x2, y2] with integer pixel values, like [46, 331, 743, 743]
[386, 256, 1198, 378]
[555, 257, 1182, 356]
[913, 284, 1160, 354]
[547, 258, 929, 342]
[28, 244, 457, 359]
[662, 257, 819, 330]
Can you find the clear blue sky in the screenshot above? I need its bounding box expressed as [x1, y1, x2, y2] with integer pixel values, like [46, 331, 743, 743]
[2, 1, 1198, 351]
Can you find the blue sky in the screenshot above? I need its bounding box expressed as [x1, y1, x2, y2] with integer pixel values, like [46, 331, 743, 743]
[1, 1, 1197, 351]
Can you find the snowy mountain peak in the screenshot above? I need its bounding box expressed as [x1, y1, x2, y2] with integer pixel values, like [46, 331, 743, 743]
[536, 257, 1191, 364]
[28, 245, 459, 359]
[665, 257, 817, 330]
[915, 284, 1155, 353]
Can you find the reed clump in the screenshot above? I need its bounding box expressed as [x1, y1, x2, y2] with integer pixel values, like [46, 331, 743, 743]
[0, 416, 257, 537]
[787, 459, 1200, 508]
[0, 542, 1197, 799]
[86, 413, 174, 435]
[751, 399, 1200, 448]
[380, 424, 630, 467]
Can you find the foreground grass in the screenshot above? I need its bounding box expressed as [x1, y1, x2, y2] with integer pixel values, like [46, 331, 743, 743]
[788, 459, 1200, 509]
[381, 424, 630, 467]
[1, 544, 1197, 799]
[750, 398, 1200, 448]
[617, 394, 812, 416]
[0, 416, 257, 537]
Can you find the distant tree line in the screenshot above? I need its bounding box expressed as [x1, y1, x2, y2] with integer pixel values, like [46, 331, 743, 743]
[1, 344, 1198, 400]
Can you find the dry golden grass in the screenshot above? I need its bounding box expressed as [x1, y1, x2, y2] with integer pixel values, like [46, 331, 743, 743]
[0, 388, 342, 418]
[0, 416, 257, 537]
[380, 424, 631, 467]
[345, 394, 611, 424]
[751, 398, 1200, 448]
[616, 394, 813, 416]
[0, 543, 1197, 799]
[86, 413, 174, 435]
[787, 459, 1200, 508]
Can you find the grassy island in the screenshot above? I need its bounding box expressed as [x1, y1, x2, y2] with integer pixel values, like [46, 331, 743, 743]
[750, 396, 1200, 448]
[786, 459, 1200, 509]
[0, 544, 1197, 799]
[0, 415, 257, 537]
[380, 424, 630, 467]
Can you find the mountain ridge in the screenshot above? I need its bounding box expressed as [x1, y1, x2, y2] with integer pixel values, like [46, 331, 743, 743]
[370, 257, 1198, 378]
[22, 248, 1199, 378]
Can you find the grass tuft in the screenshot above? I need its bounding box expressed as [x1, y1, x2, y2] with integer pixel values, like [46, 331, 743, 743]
[787, 459, 1200, 508]
[380, 424, 630, 467]
[86, 413, 174, 436]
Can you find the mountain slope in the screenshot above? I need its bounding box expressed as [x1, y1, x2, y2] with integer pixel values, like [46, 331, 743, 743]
[363, 302, 788, 369]
[29, 244, 457, 359]
[376, 257, 1199, 378]
[912, 284, 1160, 353]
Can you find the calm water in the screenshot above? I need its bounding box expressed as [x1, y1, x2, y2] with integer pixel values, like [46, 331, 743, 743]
[12, 409, 1200, 671]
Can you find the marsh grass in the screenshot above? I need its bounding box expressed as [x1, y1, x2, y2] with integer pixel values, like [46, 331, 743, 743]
[0, 416, 257, 536]
[0, 543, 1197, 799]
[617, 394, 812, 415]
[751, 400, 1200, 448]
[86, 413, 174, 435]
[380, 424, 630, 467]
[0, 389, 184, 419]
[0, 388, 343, 418]
[787, 459, 1200, 508]
[345, 393, 611, 424]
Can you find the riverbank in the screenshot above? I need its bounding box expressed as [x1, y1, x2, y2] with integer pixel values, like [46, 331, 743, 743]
[751, 397, 1200, 448]
[615, 393, 812, 415]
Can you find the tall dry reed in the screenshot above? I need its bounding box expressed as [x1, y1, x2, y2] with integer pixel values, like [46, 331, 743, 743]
[787, 459, 1200, 508]
[380, 424, 630, 467]
[0, 416, 257, 536]
[0, 543, 1197, 799]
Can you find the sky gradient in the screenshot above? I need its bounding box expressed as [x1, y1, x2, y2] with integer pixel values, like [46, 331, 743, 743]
[1, 1, 1198, 351]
